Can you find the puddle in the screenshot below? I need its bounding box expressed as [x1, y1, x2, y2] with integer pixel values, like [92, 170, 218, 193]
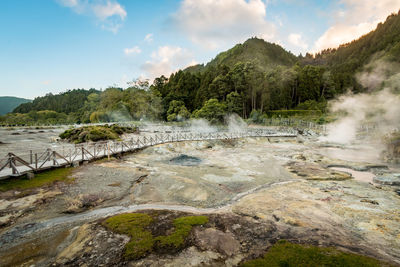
[169, 154, 202, 166]
[330, 167, 376, 184]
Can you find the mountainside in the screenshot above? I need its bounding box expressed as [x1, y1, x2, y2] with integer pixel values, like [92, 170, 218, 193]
[207, 38, 297, 70]
[0, 96, 31, 115]
[186, 38, 297, 74]
[13, 88, 100, 114]
[311, 10, 400, 93]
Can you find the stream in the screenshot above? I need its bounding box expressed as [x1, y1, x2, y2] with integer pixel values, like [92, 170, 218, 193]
[0, 180, 297, 251]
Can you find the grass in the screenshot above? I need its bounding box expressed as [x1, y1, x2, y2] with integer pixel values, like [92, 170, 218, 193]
[102, 213, 208, 260]
[0, 167, 74, 192]
[155, 215, 208, 248]
[241, 240, 390, 267]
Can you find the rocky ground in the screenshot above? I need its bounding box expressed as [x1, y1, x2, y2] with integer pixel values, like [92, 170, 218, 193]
[0, 134, 400, 266]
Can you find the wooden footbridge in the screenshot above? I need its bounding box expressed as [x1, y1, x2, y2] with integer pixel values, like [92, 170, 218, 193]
[0, 129, 297, 180]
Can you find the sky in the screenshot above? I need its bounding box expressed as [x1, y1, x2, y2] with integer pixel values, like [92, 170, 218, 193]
[0, 0, 399, 99]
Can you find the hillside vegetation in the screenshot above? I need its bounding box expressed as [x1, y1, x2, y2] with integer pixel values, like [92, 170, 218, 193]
[0, 96, 31, 115]
[2, 10, 399, 125]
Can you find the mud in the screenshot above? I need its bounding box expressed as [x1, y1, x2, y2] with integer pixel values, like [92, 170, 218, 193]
[0, 133, 400, 266]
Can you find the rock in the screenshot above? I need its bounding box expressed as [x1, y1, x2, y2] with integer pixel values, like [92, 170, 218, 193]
[194, 228, 240, 256]
[373, 175, 400, 186]
[286, 161, 352, 181]
[360, 199, 379, 205]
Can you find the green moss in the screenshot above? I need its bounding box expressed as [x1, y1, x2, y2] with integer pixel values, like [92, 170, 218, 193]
[0, 167, 74, 192]
[102, 213, 208, 259]
[241, 240, 390, 267]
[156, 216, 208, 248]
[102, 213, 154, 259]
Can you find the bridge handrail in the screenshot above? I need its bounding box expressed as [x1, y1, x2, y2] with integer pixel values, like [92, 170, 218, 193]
[0, 129, 297, 179]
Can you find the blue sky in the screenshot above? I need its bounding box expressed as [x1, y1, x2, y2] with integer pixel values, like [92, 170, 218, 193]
[1, 0, 399, 99]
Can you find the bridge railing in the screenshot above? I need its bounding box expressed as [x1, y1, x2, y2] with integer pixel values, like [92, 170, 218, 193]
[0, 129, 297, 179]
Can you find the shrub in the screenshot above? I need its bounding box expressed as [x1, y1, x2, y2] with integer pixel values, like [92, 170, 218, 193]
[59, 124, 138, 143]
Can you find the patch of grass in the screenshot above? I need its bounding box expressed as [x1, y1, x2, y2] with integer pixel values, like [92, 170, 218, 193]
[102, 213, 208, 260]
[0, 167, 74, 192]
[102, 213, 154, 260]
[241, 240, 390, 267]
[156, 216, 208, 248]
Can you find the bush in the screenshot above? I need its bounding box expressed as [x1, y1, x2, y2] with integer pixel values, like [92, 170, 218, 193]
[192, 99, 227, 124]
[59, 124, 138, 143]
[167, 100, 191, 122]
[265, 110, 322, 118]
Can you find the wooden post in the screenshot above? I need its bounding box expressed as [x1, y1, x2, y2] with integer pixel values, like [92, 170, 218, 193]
[10, 156, 16, 175]
[53, 151, 56, 165]
[35, 153, 38, 169]
[107, 142, 110, 160]
[30, 150, 33, 164]
[81, 147, 84, 161]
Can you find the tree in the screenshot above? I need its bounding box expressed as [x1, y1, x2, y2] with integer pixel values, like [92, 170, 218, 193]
[167, 100, 190, 121]
[192, 99, 227, 124]
[226, 92, 243, 115]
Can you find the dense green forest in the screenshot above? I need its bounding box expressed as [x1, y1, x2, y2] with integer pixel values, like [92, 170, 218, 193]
[1, 10, 399, 125]
[0, 96, 31, 115]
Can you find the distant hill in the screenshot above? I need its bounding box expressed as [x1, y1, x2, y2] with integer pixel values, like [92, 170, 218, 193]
[13, 88, 100, 114]
[0, 96, 31, 115]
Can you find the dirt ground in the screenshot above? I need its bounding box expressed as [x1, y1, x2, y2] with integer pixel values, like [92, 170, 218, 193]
[0, 135, 400, 266]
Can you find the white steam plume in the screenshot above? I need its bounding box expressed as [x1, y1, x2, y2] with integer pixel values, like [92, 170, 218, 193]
[225, 113, 247, 133]
[188, 119, 217, 133]
[323, 57, 400, 144]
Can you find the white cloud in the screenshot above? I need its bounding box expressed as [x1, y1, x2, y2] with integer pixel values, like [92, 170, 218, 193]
[141, 46, 196, 80]
[92, 1, 126, 20]
[314, 0, 400, 52]
[144, 33, 154, 43]
[288, 33, 308, 51]
[124, 46, 142, 55]
[172, 0, 277, 50]
[57, 0, 127, 33]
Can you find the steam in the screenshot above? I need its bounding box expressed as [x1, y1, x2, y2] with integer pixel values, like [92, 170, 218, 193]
[225, 113, 247, 133]
[107, 107, 133, 122]
[324, 89, 400, 144]
[188, 119, 217, 133]
[323, 57, 400, 144]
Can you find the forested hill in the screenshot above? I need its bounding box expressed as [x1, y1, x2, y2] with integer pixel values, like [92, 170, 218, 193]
[13, 89, 100, 114]
[0, 96, 31, 115]
[310, 10, 400, 93]
[156, 10, 400, 118]
[206, 38, 297, 70]
[184, 38, 297, 74]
